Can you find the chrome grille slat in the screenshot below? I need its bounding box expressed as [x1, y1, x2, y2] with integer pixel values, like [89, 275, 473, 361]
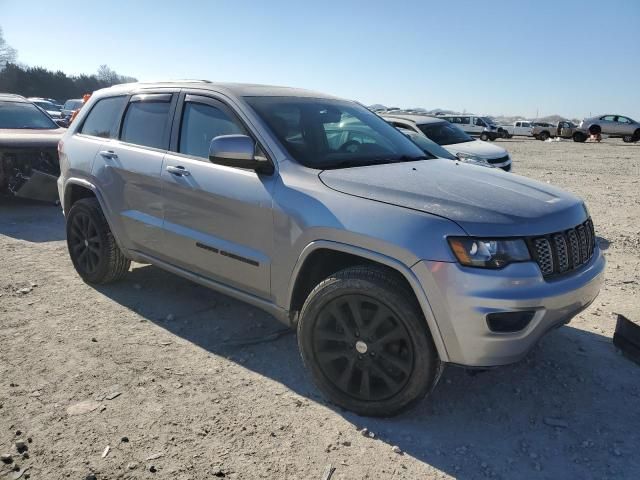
[531, 218, 595, 278]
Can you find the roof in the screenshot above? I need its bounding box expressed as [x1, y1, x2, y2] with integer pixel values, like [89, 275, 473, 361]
[380, 113, 447, 125]
[0, 93, 28, 103]
[100, 81, 338, 100]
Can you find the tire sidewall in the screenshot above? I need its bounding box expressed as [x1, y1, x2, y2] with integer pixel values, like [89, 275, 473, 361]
[297, 273, 438, 417]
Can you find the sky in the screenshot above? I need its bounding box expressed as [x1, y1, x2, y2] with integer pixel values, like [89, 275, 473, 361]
[2, 0, 639, 119]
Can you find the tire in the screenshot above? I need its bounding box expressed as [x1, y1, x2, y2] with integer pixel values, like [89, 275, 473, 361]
[66, 197, 130, 284]
[539, 131, 550, 141]
[588, 125, 601, 135]
[297, 266, 439, 417]
[573, 132, 587, 143]
[479, 133, 489, 141]
[631, 129, 640, 142]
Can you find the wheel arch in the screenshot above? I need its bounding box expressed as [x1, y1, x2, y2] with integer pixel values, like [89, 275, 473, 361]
[287, 240, 450, 362]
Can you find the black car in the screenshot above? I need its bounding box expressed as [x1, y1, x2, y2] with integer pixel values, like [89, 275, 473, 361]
[0, 93, 65, 202]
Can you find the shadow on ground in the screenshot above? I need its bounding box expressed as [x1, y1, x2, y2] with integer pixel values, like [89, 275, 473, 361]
[94, 264, 640, 479]
[0, 197, 65, 242]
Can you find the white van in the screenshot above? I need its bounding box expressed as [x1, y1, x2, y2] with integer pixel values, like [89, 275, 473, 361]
[436, 114, 500, 141]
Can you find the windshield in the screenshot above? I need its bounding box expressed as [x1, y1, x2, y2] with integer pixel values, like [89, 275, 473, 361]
[400, 130, 456, 160]
[417, 122, 474, 145]
[245, 97, 426, 169]
[0, 101, 59, 129]
[481, 116, 496, 126]
[34, 101, 61, 112]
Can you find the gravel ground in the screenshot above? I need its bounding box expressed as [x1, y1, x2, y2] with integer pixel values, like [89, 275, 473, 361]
[0, 137, 639, 479]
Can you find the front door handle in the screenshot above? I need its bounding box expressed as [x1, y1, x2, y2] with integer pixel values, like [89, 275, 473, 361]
[166, 165, 191, 176]
[99, 150, 118, 159]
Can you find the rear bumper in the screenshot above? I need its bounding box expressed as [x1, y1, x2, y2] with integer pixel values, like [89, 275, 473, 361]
[413, 248, 605, 367]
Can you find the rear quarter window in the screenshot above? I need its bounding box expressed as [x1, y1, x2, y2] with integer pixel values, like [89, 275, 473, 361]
[80, 96, 127, 138]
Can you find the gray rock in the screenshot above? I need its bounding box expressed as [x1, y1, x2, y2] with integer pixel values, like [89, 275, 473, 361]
[127, 462, 138, 470]
[1, 454, 13, 464]
[391, 445, 402, 454]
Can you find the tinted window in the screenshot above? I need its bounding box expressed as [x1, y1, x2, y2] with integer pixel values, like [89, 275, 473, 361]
[601, 115, 616, 121]
[0, 101, 58, 129]
[246, 96, 425, 169]
[80, 96, 126, 138]
[474, 117, 485, 126]
[121, 101, 170, 149]
[179, 102, 245, 158]
[616, 116, 631, 124]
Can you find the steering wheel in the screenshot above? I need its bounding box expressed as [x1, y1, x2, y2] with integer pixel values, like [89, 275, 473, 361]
[339, 139, 362, 153]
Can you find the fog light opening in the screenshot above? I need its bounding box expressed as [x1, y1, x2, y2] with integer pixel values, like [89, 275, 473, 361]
[486, 311, 535, 333]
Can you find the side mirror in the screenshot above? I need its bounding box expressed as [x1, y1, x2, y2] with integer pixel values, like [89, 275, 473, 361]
[208, 134, 273, 174]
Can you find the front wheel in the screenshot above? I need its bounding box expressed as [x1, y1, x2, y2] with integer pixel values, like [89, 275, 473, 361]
[297, 266, 440, 417]
[539, 131, 550, 141]
[479, 132, 489, 141]
[66, 198, 130, 284]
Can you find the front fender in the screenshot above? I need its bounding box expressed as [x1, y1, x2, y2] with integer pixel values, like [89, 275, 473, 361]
[285, 240, 451, 362]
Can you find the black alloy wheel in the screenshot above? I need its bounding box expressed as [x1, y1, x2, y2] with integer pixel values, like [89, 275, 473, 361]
[68, 211, 102, 275]
[312, 294, 414, 402]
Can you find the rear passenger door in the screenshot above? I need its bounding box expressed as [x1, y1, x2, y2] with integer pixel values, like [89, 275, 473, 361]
[91, 91, 177, 255]
[159, 93, 275, 298]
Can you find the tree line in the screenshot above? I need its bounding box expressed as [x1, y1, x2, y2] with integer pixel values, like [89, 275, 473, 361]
[0, 63, 138, 102]
[1, 26, 137, 102]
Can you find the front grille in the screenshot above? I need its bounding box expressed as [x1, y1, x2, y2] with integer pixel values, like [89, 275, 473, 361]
[529, 218, 596, 277]
[487, 155, 510, 165]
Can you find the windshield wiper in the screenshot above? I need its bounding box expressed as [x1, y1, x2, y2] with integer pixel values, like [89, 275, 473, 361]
[318, 155, 430, 170]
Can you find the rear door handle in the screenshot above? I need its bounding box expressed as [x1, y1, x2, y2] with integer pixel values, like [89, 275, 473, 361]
[99, 150, 118, 159]
[166, 165, 191, 176]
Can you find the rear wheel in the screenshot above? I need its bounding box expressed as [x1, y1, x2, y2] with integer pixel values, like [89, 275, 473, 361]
[297, 266, 439, 417]
[573, 132, 587, 143]
[66, 198, 130, 284]
[588, 125, 601, 135]
[539, 131, 550, 141]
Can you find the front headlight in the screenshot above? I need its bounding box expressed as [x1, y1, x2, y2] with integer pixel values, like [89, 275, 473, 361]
[448, 237, 531, 269]
[455, 153, 493, 167]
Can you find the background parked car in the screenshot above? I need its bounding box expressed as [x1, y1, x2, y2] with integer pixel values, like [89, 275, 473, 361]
[532, 121, 579, 141]
[61, 98, 84, 119]
[500, 121, 534, 138]
[0, 93, 65, 202]
[578, 114, 640, 143]
[383, 113, 512, 171]
[29, 97, 64, 119]
[436, 114, 500, 141]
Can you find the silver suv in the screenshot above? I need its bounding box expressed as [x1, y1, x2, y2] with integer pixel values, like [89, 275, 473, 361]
[57, 81, 605, 416]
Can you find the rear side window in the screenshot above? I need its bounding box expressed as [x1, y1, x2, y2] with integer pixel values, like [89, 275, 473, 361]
[121, 101, 171, 149]
[80, 96, 127, 138]
[179, 102, 245, 158]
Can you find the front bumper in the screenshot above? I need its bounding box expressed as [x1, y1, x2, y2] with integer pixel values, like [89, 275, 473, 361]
[413, 248, 605, 367]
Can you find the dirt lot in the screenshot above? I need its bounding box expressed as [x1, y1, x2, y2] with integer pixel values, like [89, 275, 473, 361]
[1, 138, 639, 480]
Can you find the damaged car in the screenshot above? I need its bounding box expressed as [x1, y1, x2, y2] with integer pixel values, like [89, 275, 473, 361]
[0, 93, 65, 202]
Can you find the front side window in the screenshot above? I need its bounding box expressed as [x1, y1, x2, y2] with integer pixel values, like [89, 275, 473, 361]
[474, 117, 485, 126]
[522, 122, 531, 127]
[120, 100, 170, 149]
[418, 122, 474, 145]
[0, 101, 58, 129]
[245, 97, 425, 169]
[80, 96, 127, 138]
[178, 102, 246, 158]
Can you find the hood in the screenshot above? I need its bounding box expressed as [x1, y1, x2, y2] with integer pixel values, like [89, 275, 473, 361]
[319, 159, 588, 237]
[442, 139, 507, 160]
[0, 128, 65, 149]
